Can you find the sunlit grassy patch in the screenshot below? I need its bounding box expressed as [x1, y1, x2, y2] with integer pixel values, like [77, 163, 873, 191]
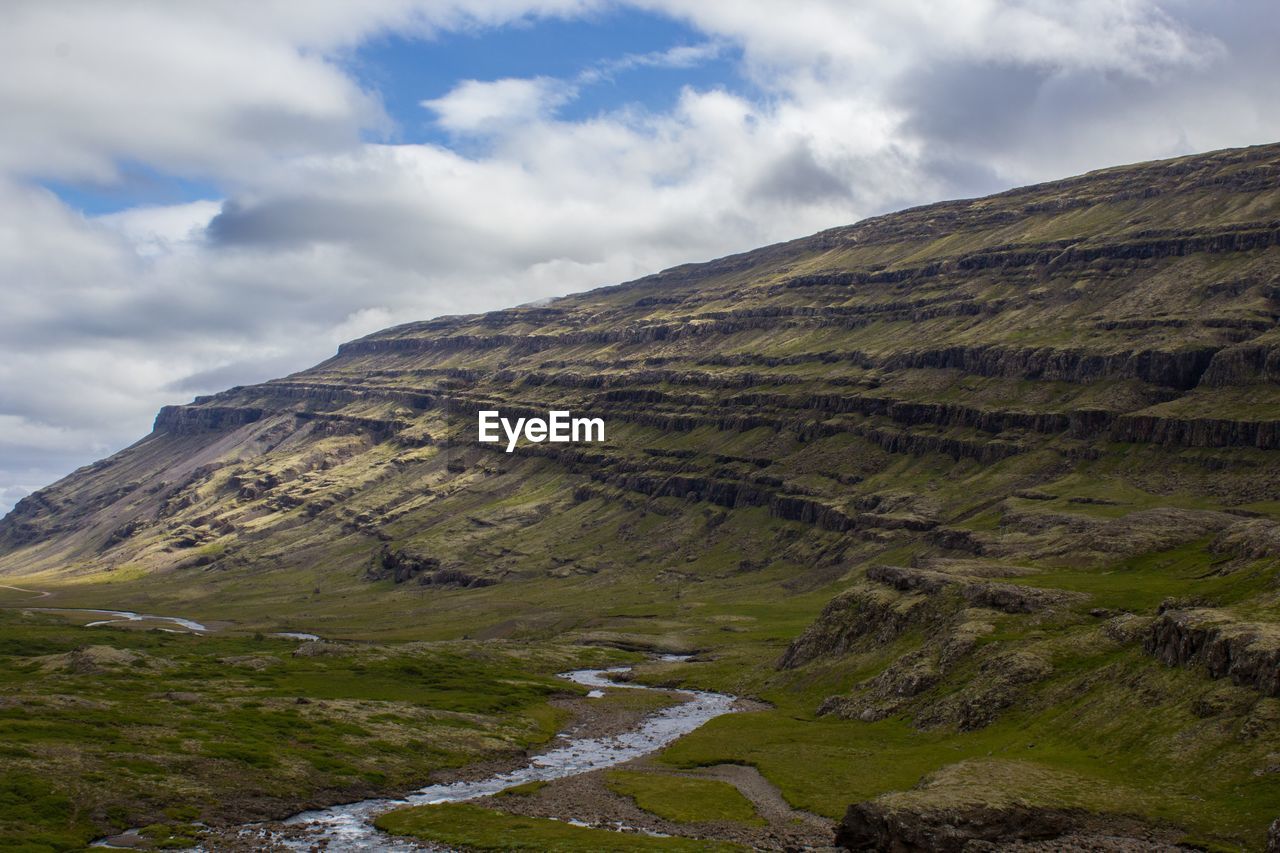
[375, 802, 744, 852]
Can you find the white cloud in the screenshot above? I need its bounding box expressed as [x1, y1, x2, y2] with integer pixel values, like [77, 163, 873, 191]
[424, 77, 579, 134]
[98, 201, 223, 256]
[1, 0, 1279, 514]
[638, 0, 1220, 81]
[0, 0, 606, 183]
[0, 4, 373, 182]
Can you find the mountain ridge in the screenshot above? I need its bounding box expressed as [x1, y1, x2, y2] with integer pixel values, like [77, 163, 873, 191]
[3, 141, 1280, 849]
[6, 142, 1280, 570]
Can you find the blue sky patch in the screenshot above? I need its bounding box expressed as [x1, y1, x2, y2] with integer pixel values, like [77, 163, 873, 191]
[350, 6, 743, 142]
[42, 161, 221, 217]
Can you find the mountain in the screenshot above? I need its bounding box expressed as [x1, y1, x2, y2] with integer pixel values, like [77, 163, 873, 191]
[4, 143, 1280, 848]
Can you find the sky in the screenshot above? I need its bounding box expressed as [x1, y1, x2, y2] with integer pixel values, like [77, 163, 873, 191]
[2, 0, 1279, 515]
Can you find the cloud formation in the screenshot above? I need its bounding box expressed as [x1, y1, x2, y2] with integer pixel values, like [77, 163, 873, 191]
[2, 0, 1279, 514]
[424, 77, 578, 133]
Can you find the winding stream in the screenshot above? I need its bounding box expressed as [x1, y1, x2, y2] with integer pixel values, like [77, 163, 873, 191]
[1, 585, 212, 633]
[20, 593, 738, 850]
[0, 584, 52, 599]
[245, 659, 739, 850]
[25, 607, 210, 633]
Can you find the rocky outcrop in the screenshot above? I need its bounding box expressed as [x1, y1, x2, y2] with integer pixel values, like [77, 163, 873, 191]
[912, 650, 1053, 730]
[292, 641, 347, 658]
[836, 801, 1083, 851]
[819, 652, 944, 723]
[867, 564, 955, 595]
[963, 582, 1080, 614]
[981, 507, 1237, 563]
[881, 344, 1219, 389]
[714, 391, 1084, 437]
[419, 568, 495, 589]
[38, 645, 151, 674]
[104, 519, 145, 547]
[811, 564, 1067, 729]
[834, 800, 1178, 852]
[1111, 413, 1280, 449]
[1144, 608, 1280, 695]
[848, 424, 1026, 464]
[834, 757, 1184, 850]
[778, 586, 937, 669]
[866, 565, 1083, 614]
[1212, 518, 1280, 559]
[154, 404, 264, 434]
[293, 410, 408, 439]
[818, 612, 1000, 724]
[1200, 343, 1280, 386]
[365, 546, 440, 584]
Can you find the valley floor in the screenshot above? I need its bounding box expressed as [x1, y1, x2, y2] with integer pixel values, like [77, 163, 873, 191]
[2, 520, 1279, 853]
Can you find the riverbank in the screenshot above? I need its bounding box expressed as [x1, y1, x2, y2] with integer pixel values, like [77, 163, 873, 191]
[199, 685, 695, 849]
[216, 662, 742, 849]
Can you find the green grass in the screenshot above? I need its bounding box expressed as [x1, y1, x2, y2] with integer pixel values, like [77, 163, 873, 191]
[1013, 540, 1277, 612]
[374, 802, 744, 851]
[604, 771, 763, 825]
[659, 647, 1280, 849]
[660, 711, 968, 819]
[0, 773, 97, 853]
[0, 610, 613, 849]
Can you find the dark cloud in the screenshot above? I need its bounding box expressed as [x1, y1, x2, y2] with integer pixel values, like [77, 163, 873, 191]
[206, 197, 381, 247]
[747, 140, 853, 204]
[896, 61, 1053, 152]
[912, 155, 1006, 203]
[162, 354, 323, 395]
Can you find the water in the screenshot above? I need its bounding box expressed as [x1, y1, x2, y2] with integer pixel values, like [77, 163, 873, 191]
[28, 607, 210, 633]
[16, 600, 319, 639]
[247, 660, 737, 850]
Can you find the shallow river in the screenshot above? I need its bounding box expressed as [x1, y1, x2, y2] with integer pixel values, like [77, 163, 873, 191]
[26, 594, 740, 851]
[241, 659, 739, 850]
